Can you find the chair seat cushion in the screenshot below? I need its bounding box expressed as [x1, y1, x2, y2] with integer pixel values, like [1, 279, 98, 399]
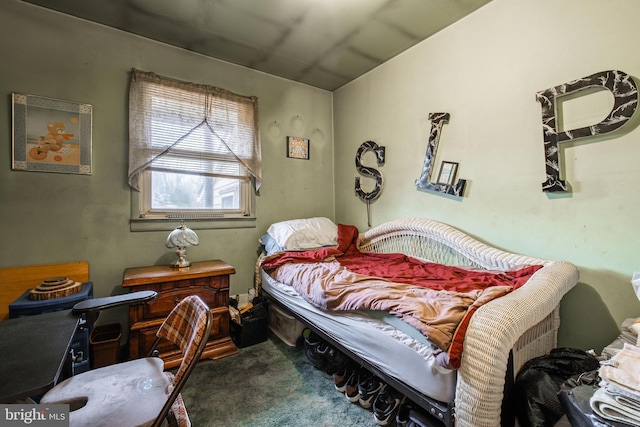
[164, 372, 191, 427]
[41, 357, 171, 427]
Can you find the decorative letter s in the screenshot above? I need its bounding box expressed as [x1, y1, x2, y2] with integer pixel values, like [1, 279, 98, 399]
[355, 141, 385, 201]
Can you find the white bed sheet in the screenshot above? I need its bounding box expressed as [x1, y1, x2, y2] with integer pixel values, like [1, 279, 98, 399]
[261, 270, 457, 403]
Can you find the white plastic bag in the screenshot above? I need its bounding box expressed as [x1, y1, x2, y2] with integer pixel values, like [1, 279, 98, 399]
[629, 272, 640, 343]
[632, 272, 640, 301]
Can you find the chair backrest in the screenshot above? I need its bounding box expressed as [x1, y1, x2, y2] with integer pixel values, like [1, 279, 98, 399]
[152, 295, 212, 427]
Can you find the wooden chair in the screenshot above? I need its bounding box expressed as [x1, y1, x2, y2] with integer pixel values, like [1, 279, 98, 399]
[41, 295, 212, 427]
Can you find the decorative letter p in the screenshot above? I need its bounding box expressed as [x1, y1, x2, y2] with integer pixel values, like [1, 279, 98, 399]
[536, 70, 638, 192]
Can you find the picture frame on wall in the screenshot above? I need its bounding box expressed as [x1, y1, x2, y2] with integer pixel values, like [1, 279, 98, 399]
[286, 136, 310, 160]
[12, 93, 93, 175]
[437, 161, 458, 186]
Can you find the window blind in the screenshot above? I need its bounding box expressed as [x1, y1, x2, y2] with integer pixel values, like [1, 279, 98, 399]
[128, 69, 261, 193]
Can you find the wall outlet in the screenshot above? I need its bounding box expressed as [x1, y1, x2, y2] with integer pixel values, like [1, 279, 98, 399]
[239, 293, 249, 305]
[234, 293, 249, 306]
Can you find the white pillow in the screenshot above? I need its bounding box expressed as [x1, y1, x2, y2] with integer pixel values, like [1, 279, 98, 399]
[267, 217, 338, 251]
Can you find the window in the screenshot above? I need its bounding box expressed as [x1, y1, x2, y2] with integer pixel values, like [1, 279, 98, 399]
[128, 70, 261, 230]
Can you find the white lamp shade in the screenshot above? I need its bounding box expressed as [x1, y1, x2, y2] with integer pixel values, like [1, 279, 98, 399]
[166, 224, 199, 249]
[166, 223, 199, 268]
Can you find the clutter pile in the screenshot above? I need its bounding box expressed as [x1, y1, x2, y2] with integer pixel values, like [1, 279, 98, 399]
[601, 317, 640, 360]
[229, 294, 269, 348]
[587, 272, 640, 426]
[556, 272, 640, 426]
[591, 343, 640, 426]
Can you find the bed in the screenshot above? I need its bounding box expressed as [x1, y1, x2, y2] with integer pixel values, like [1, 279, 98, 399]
[256, 217, 578, 427]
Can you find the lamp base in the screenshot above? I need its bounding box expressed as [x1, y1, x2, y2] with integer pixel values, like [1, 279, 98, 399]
[170, 259, 191, 269]
[170, 247, 191, 268]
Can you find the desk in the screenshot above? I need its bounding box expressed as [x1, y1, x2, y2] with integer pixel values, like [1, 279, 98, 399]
[0, 310, 79, 403]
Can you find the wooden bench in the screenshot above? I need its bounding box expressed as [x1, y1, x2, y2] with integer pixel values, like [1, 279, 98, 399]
[0, 261, 89, 320]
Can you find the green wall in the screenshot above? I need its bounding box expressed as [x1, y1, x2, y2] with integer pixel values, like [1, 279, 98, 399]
[2, 0, 639, 354]
[0, 1, 334, 327]
[333, 0, 640, 352]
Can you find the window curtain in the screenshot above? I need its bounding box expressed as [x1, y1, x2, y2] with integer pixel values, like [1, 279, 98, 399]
[128, 69, 262, 194]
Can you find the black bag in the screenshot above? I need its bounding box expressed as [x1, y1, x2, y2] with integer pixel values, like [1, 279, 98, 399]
[513, 348, 600, 427]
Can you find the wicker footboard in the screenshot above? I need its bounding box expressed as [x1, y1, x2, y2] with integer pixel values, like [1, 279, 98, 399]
[453, 261, 577, 427]
[358, 218, 578, 427]
[513, 306, 561, 374]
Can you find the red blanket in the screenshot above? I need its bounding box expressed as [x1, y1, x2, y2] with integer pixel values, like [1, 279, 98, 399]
[262, 224, 541, 292]
[261, 224, 542, 368]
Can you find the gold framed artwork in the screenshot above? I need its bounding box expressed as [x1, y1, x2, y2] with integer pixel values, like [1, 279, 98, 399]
[437, 161, 458, 186]
[12, 93, 92, 175]
[286, 136, 310, 160]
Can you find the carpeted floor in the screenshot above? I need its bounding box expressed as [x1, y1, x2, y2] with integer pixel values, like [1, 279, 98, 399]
[180, 334, 377, 426]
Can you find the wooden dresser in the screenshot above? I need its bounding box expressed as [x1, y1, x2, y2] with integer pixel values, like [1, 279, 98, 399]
[121, 260, 238, 368]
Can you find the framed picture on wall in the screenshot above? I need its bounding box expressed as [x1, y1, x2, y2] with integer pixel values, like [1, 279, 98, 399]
[11, 93, 92, 175]
[437, 161, 458, 186]
[286, 136, 310, 160]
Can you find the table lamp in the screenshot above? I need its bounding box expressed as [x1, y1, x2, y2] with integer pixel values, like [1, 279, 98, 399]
[166, 222, 199, 268]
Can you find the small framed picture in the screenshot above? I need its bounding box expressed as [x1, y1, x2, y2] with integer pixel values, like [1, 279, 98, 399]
[437, 161, 458, 186]
[286, 136, 310, 160]
[12, 93, 92, 175]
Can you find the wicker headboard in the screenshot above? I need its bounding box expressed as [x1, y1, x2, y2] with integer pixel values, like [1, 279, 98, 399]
[357, 217, 551, 270]
[0, 261, 89, 320]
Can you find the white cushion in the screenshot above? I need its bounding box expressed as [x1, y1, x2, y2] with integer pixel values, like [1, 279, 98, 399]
[41, 358, 170, 427]
[267, 217, 338, 251]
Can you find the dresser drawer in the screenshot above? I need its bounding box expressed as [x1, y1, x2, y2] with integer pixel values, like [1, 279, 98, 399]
[144, 286, 225, 318]
[132, 306, 231, 361]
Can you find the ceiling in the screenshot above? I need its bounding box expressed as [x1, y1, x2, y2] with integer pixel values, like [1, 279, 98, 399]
[21, 0, 492, 91]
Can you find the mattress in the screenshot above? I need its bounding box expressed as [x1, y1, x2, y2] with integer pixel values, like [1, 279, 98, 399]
[261, 270, 457, 403]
